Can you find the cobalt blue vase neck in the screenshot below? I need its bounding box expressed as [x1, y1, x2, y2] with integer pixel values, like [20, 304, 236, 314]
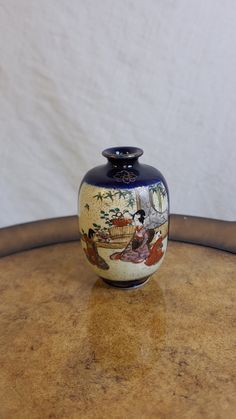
[81, 146, 168, 190]
[102, 146, 143, 168]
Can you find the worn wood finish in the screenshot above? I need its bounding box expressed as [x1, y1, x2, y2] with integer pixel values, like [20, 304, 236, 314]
[170, 215, 236, 254]
[0, 241, 235, 418]
[0, 215, 235, 257]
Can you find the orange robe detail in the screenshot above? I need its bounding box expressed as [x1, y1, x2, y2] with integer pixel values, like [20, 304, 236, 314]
[83, 235, 109, 270]
[144, 236, 164, 266]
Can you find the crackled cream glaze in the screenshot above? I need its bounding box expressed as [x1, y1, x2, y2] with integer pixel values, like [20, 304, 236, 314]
[78, 182, 169, 281]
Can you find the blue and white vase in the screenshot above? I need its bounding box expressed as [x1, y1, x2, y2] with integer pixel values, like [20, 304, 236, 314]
[78, 147, 169, 289]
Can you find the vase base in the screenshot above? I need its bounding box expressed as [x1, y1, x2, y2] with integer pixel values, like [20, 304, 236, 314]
[101, 276, 150, 289]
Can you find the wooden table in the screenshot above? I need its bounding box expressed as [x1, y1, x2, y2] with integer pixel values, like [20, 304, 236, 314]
[0, 230, 235, 418]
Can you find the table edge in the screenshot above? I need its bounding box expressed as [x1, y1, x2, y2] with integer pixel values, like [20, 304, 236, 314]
[0, 214, 235, 257]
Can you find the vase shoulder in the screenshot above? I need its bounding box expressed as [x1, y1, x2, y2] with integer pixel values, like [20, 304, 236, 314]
[80, 163, 168, 191]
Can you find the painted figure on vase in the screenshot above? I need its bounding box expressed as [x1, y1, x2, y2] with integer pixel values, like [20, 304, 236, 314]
[82, 228, 109, 270]
[145, 230, 164, 266]
[110, 210, 154, 263]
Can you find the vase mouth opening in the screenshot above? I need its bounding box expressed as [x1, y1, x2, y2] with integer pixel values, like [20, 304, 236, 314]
[102, 146, 143, 160]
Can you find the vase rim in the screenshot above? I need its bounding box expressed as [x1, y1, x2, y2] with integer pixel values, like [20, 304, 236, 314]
[102, 146, 143, 160]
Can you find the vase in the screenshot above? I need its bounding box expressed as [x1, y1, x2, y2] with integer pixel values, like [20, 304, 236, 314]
[78, 146, 169, 289]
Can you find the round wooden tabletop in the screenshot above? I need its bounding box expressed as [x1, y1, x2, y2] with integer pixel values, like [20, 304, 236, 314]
[0, 239, 235, 419]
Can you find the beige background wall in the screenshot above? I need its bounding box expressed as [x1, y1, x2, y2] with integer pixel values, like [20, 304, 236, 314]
[0, 0, 236, 227]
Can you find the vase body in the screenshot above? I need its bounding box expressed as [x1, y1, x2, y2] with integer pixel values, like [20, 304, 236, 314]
[78, 147, 169, 288]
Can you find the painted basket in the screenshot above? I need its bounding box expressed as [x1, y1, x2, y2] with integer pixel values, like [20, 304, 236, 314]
[109, 225, 135, 239]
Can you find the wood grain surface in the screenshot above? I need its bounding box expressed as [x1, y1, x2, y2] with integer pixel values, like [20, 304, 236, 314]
[0, 241, 235, 418]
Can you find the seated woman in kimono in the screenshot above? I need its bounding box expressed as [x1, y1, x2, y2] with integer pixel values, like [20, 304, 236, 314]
[110, 210, 154, 264]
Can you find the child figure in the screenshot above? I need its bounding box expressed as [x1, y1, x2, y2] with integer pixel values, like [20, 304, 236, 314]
[144, 230, 164, 266]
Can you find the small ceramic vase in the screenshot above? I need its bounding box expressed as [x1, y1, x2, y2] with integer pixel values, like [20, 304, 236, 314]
[78, 147, 169, 289]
